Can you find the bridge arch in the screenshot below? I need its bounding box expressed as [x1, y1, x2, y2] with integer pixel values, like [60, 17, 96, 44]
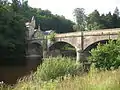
[48, 41, 76, 57]
[84, 39, 109, 51]
[28, 42, 43, 58]
[83, 39, 116, 60]
[84, 34, 118, 50]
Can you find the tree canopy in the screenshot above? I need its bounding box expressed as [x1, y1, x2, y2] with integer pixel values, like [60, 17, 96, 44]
[73, 8, 86, 31]
[73, 7, 120, 31]
[1, 0, 120, 65]
[0, 0, 26, 65]
[19, 1, 75, 33]
[0, 0, 75, 65]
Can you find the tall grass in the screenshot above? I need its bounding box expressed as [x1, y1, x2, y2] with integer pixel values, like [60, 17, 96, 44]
[52, 65, 120, 90]
[1, 57, 120, 90]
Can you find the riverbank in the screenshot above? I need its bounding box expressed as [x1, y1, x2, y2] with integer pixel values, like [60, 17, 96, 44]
[1, 57, 120, 90]
[11, 68, 120, 90]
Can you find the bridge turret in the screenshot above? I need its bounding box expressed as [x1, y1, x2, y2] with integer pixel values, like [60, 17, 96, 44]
[25, 16, 36, 40]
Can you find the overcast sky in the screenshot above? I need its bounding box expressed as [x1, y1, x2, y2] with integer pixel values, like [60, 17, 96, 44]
[28, 0, 120, 21]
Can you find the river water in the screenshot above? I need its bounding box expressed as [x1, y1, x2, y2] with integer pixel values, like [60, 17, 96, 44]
[0, 50, 76, 84]
[0, 57, 42, 84]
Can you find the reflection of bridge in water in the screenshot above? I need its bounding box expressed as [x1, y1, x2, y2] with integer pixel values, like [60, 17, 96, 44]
[26, 55, 42, 57]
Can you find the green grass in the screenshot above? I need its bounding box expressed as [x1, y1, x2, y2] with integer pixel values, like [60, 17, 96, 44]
[1, 57, 120, 90]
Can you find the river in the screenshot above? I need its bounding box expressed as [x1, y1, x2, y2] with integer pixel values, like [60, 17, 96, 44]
[0, 56, 42, 84]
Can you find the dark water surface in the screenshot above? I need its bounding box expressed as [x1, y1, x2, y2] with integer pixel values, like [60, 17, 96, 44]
[0, 57, 42, 84]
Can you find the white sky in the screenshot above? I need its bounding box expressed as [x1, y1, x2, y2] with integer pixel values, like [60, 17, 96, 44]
[28, 0, 120, 21]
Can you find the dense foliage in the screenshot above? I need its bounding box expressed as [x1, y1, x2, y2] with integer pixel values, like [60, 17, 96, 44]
[0, 0, 26, 65]
[73, 8, 86, 31]
[87, 8, 120, 30]
[89, 39, 120, 70]
[73, 7, 120, 31]
[20, 1, 75, 33]
[34, 57, 82, 81]
[0, 0, 75, 65]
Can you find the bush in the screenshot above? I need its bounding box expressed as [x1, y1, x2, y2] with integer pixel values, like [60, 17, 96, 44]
[34, 56, 82, 81]
[47, 32, 56, 41]
[89, 40, 120, 70]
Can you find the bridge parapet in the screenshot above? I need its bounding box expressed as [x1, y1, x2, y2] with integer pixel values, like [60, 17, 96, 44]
[84, 28, 120, 36]
[55, 28, 120, 38]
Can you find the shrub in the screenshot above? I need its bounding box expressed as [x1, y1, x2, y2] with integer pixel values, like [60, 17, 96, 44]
[89, 40, 120, 70]
[34, 56, 82, 81]
[47, 32, 56, 41]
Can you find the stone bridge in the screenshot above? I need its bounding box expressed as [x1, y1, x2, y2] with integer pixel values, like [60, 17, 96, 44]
[25, 16, 120, 63]
[49, 28, 120, 62]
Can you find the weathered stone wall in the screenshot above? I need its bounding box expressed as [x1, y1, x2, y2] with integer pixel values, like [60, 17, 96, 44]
[55, 28, 120, 51]
[49, 28, 120, 62]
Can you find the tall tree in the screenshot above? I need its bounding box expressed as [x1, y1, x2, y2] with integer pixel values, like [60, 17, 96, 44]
[112, 7, 120, 28]
[103, 12, 113, 28]
[114, 7, 119, 17]
[11, 0, 21, 12]
[87, 10, 104, 30]
[0, 0, 26, 65]
[73, 8, 86, 31]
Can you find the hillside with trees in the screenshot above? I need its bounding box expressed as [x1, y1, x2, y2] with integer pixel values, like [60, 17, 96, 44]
[19, 0, 75, 33]
[0, 0, 75, 65]
[73, 7, 120, 31]
[1, 0, 120, 65]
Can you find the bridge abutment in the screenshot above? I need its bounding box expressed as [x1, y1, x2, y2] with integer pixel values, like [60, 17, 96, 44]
[76, 49, 91, 72]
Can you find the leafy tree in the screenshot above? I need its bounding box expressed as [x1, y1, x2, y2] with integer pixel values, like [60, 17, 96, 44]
[0, 0, 75, 65]
[19, 2, 75, 33]
[11, 0, 21, 12]
[89, 39, 120, 70]
[73, 8, 86, 31]
[86, 8, 120, 30]
[100, 12, 113, 29]
[87, 10, 104, 30]
[114, 7, 119, 17]
[0, 0, 26, 65]
[112, 7, 120, 28]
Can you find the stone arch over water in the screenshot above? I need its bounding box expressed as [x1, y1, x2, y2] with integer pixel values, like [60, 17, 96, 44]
[49, 41, 76, 57]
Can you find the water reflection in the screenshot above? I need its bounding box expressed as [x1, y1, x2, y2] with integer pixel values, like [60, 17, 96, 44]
[0, 56, 42, 84]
